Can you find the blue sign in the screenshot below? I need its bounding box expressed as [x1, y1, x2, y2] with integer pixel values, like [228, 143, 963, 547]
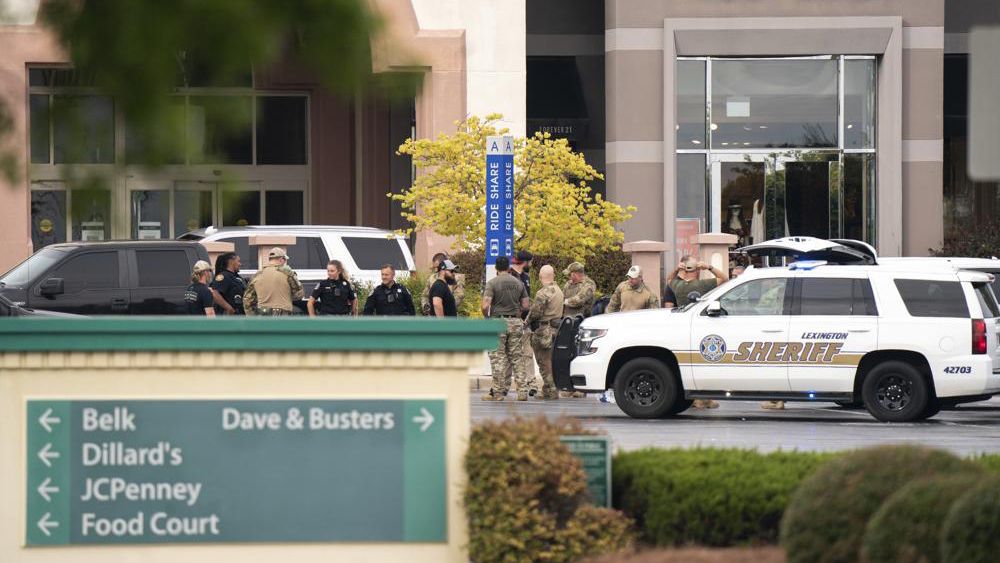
[485, 135, 514, 269]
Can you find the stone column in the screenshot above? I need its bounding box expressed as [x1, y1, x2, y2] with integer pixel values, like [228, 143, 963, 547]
[248, 235, 296, 268]
[694, 233, 738, 279]
[622, 240, 670, 298]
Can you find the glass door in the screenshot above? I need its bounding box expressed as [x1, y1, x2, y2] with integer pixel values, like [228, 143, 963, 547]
[710, 155, 770, 248]
[776, 152, 841, 240]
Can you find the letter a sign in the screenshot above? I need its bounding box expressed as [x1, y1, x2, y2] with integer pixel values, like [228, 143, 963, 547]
[485, 135, 514, 280]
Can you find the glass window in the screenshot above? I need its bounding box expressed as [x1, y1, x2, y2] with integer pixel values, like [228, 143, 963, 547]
[70, 188, 111, 241]
[677, 60, 706, 149]
[30, 190, 67, 249]
[711, 59, 838, 148]
[676, 153, 706, 257]
[265, 191, 304, 225]
[125, 98, 186, 165]
[49, 252, 119, 293]
[187, 96, 252, 164]
[974, 282, 1000, 318]
[799, 278, 877, 316]
[0, 247, 69, 287]
[285, 237, 330, 270]
[718, 278, 788, 316]
[30, 94, 50, 164]
[894, 279, 969, 318]
[720, 161, 765, 242]
[131, 191, 170, 239]
[221, 190, 260, 227]
[342, 237, 407, 271]
[257, 97, 307, 164]
[844, 59, 876, 149]
[174, 190, 213, 235]
[29, 68, 94, 87]
[218, 236, 258, 270]
[844, 154, 876, 243]
[135, 250, 190, 287]
[53, 95, 115, 164]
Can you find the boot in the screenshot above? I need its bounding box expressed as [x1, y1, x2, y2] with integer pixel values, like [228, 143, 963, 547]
[540, 387, 559, 400]
[761, 400, 786, 410]
[516, 391, 529, 401]
[481, 389, 505, 402]
[693, 399, 719, 409]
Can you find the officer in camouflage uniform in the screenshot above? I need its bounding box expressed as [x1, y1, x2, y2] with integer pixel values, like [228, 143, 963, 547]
[562, 262, 596, 318]
[481, 256, 530, 401]
[243, 247, 305, 316]
[525, 265, 564, 400]
[420, 252, 465, 315]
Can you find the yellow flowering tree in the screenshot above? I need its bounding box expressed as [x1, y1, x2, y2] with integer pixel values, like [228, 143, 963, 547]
[392, 114, 634, 258]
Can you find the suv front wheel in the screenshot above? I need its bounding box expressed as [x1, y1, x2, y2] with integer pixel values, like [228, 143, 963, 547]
[613, 358, 682, 418]
[861, 361, 930, 422]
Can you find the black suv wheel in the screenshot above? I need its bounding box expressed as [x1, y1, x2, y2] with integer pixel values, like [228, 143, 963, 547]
[861, 361, 930, 422]
[613, 358, 682, 418]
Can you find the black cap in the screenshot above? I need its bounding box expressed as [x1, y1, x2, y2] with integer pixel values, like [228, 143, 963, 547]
[513, 250, 533, 264]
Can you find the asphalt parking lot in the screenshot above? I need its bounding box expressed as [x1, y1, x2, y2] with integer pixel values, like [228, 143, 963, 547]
[471, 393, 1000, 456]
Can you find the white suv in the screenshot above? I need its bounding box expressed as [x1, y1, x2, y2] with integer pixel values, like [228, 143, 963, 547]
[554, 238, 1000, 422]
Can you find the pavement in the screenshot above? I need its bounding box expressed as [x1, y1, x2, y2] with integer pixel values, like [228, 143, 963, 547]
[470, 391, 1000, 456]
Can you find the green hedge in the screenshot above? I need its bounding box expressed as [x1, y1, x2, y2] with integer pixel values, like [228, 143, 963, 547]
[941, 480, 1000, 563]
[612, 448, 1000, 550]
[613, 448, 835, 547]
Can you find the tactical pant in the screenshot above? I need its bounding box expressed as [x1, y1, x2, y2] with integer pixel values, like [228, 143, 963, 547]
[503, 325, 541, 393]
[531, 326, 558, 398]
[489, 319, 529, 395]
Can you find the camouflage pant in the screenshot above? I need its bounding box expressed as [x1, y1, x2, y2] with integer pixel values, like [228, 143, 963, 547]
[489, 319, 529, 395]
[531, 326, 558, 397]
[502, 325, 541, 393]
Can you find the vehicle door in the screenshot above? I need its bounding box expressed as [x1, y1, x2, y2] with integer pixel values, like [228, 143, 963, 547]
[28, 250, 129, 314]
[689, 275, 792, 391]
[786, 275, 879, 393]
[129, 247, 200, 314]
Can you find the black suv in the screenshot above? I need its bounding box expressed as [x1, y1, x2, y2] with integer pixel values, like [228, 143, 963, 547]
[0, 241, 210, 315]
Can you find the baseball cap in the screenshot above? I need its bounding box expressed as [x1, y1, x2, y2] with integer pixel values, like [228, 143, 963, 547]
[268, 247, 289, 259]
[192, 260, 213, 274]
[512, 250, 534, 264]
[563, 262, 585, 275]
[626, 265, 642, 279]
[682, 258, 698, 272]
[437, 259, 458, 272]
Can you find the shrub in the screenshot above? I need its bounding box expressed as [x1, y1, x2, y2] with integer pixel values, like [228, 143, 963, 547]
[465, 417, 635, 563]
[941, 480, 1000, 563]
[933, 221, 1000, 257]
[862, 473, 986, 563]
[780, 446, 980, 563]
[613, 448, 833, 547]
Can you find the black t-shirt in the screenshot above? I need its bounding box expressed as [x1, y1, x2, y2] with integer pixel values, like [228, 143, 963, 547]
[661, 284, 678, 308]
[363, 283, 415, 316]
[311, 278, 355, 315]
[210, 270, 247, 314]
[429, 279, 457, 317]
[517, 270, 531, 294]
[184, 282, 214, 315]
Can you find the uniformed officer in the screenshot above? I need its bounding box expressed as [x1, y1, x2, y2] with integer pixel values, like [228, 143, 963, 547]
[421, 253, 466, 315]
[210, 252, 246, 315]
[482, 256, 530, 401]
[525, 265, 564, 400]
[607, 265, 659, 313]
[308, 260, 356, 317]
[510, 250, 541, 396]
[243, 247, 304, 316]
[363, 264, 415, 316]
[184, 260, 216, 317]
[562, 262, 596, 318]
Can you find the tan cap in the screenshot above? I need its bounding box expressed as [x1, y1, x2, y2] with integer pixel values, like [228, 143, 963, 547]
[192, 260, 213, 274]
[268, 247, 289, 259]
[563, 262, 585, 275]
[626, 265, 642, 279]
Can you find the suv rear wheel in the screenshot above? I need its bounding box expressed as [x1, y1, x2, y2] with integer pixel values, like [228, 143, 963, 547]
[613, 358, 682, 418]
[861, 361, 929, 422]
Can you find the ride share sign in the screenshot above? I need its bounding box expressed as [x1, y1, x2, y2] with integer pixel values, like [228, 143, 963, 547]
[25, 399, 446, 545]
[485, 135, 514, 277]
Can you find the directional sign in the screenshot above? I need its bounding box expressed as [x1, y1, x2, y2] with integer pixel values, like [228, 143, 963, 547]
[485, 135, 515, 278]
[26, 399, 446, 545]
[560, 436, 612, 507]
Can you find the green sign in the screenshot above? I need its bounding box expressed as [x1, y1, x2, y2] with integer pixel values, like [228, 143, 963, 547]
[560, 436, 611, 508]
[26, 399, 446, 545]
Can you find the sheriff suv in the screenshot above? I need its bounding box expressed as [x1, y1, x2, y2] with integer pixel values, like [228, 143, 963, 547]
[553, 237, 1000, 422]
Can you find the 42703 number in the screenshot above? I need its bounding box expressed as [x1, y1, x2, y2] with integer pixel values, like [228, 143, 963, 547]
[943, 366, 972, 374]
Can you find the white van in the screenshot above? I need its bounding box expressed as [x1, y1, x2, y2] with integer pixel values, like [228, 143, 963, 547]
[179, 226, 416, 287]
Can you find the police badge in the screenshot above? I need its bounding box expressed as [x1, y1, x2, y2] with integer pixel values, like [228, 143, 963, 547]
[700, 334, 727, 363]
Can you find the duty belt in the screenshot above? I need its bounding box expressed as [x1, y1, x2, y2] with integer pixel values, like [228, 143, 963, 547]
[258, 307, 292, 316]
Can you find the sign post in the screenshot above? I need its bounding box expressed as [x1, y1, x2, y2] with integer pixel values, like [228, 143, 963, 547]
[559, 435, 612, 508]
[485, 135, 515, 281]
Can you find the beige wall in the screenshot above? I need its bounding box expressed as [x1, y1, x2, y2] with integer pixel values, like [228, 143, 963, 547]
[0, 349, 477, 562]
[606, 0, 945, 259]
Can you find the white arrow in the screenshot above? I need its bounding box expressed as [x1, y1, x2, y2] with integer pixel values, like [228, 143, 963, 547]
[37, 477, 59, 502]
[36, 512, 59, 537]
[38, 408, 61, 433]
[37, 443, 60, 467]
[412, 407, 434, 432]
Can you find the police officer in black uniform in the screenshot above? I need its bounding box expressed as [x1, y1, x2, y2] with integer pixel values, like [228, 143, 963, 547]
[210, 252, 247, 315]
[363, 264, 415, 316]
[308, 259, 356, 316]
